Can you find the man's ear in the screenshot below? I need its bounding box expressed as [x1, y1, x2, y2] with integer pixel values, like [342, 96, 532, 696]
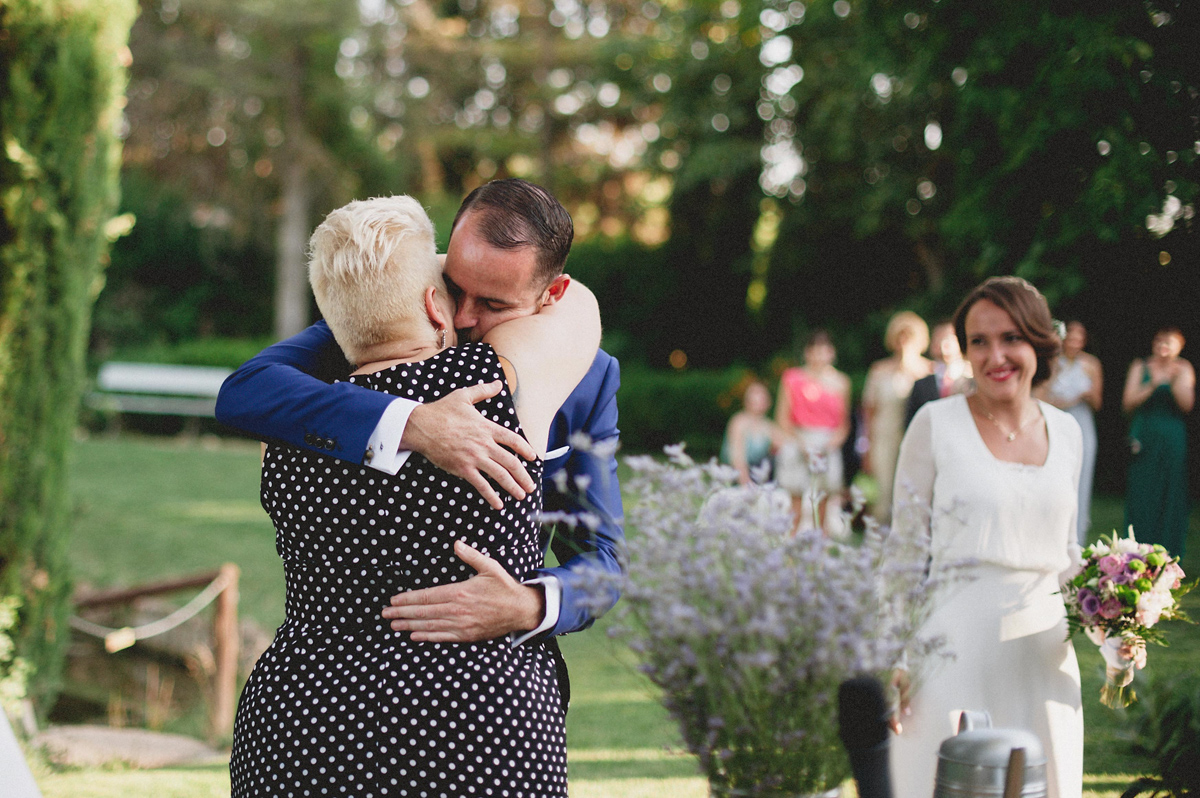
[539, 274, 571, 307]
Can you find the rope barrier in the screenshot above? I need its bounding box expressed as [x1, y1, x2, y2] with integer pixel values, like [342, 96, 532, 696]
[70, 568, 236, 653]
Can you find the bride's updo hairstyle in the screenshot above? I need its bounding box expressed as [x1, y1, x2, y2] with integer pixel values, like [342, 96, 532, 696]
[953, 276, 1061, 387]
[308, 195, 443, 365]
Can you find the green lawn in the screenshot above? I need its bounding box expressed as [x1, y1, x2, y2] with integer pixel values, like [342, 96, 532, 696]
[36, 434, 1200, 797]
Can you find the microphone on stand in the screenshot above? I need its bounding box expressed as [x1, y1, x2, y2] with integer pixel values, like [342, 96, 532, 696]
[837, 675, 894, 798]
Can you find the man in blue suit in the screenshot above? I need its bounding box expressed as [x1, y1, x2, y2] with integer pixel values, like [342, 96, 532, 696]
[215, 179, 622, 656]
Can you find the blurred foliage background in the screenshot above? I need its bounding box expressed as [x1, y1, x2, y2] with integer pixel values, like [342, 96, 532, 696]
[3, 0, 1198, 729]
[92, 0, 1200, 493]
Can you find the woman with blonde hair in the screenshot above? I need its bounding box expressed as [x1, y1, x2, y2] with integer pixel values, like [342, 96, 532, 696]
[230, 195, 601, 797]
[862, 310, 931, 523]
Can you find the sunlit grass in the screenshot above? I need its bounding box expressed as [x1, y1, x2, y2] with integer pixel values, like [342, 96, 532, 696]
[47, 435, 1198, 797]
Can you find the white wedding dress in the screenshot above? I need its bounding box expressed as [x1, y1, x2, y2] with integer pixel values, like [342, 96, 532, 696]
[890, 395, 1084, 798]
[1, 708, 41, 797]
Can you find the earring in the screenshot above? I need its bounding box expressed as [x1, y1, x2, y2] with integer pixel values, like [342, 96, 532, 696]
[439, 328, 446, 349]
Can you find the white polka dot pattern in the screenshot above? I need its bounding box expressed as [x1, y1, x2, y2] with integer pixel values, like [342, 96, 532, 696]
[230, 343, 566, 796]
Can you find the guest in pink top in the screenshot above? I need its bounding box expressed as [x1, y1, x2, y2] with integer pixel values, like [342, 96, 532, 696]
[774, 329, 852, 534]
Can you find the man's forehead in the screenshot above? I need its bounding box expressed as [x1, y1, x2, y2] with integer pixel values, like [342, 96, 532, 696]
[443, 259, 538, 303]
[444, 240, 540, 299]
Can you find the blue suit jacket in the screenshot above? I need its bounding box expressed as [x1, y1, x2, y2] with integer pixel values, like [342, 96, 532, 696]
[214, 321, 624, 638]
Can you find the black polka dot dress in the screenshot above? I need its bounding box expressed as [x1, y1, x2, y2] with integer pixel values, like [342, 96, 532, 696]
[230, 343, 567, 797]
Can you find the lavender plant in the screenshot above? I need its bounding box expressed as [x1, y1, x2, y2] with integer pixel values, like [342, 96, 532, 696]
[603, 446, 946, 796]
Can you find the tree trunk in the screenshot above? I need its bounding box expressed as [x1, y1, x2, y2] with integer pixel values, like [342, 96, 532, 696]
[273, 157, 311, 341]
[272, 43, 312, 341]
[914, 239, 945, 293]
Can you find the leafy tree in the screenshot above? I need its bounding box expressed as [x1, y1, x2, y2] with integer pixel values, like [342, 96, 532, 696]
[0, 0, 137, 713]
[765, 0, 1199, 350]
[120, 0, 405, 339]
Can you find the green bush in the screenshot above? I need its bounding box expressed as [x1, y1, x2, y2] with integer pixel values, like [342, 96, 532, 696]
[91, 170, 276, 353]
[0, 0, 137, 714]
[1126, 674, 1200, 797]
[616, 365, 762, 458]
[95, 336, 277, 371]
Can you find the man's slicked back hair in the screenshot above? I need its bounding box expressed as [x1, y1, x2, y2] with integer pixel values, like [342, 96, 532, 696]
[451, 178, 574, 287]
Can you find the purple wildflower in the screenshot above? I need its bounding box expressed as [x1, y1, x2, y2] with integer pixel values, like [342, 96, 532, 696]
[581, 445, 953, 795]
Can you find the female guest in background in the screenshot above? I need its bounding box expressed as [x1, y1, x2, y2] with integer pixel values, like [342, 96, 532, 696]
[722, 379, 783, 485]
[775, 330, 852, 533]
[890, 276, 1083, 798]
[863, 311, 931, 523]
[1123, 327, 1194, 557]
[1041, 320, 1103, 546]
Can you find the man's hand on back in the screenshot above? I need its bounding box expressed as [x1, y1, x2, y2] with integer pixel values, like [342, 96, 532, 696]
[381, 541, 545, 641]
[403, 381, 537, 510]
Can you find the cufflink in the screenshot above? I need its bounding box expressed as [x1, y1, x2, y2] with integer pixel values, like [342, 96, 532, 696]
[364, 448, 375, 463]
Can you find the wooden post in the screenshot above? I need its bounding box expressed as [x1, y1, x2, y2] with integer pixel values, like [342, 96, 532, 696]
[210, 563, 240, 744]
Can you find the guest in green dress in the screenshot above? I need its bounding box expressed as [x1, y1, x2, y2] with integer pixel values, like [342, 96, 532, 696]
[1123, 327, 1195, 557]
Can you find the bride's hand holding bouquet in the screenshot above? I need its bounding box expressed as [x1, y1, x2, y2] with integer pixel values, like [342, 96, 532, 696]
[1062, 529, 1193, 708]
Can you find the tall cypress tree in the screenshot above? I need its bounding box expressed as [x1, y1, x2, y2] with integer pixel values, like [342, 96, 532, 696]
[0, 0, 136, 713]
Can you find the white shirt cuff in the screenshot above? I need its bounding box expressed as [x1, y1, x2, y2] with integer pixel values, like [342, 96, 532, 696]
[510, 575, 562, 647]
[362, 398, 419, 475]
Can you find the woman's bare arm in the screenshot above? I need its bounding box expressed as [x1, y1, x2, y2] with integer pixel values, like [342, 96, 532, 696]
[1172, 360, 1195, 413]
[726, 413, 751, 484]
[1083, 354, 1103, 411]
[483, 279, 602, 455]
[832, 371, 852, 448]
[1122, 360, 1153, 413]
[775, 382, 793, 435]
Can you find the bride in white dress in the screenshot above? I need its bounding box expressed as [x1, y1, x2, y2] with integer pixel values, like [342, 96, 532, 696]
[890, 277, 1084, 798]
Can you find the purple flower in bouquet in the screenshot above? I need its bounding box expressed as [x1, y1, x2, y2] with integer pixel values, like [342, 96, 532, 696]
[1110, 570, 1133, 586]
[1078, 589, 1101, 619]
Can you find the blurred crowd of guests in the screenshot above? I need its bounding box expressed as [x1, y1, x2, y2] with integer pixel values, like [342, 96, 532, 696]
[722, 315, 1194, 552]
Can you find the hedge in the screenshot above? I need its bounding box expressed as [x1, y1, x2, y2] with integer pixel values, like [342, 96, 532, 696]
[616, 364, 764, 459]
[0, 0, 137, 714]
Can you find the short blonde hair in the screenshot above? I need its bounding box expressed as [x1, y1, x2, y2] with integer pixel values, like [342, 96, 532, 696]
[308, 195, 442, 364]
[885, 310, 930, 354]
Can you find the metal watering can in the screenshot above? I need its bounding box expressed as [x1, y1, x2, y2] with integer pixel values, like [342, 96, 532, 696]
[932, 712, 1048, 798]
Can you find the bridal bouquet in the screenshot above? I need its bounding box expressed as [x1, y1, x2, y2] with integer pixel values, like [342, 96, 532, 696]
[1062, 529, 1193, 708]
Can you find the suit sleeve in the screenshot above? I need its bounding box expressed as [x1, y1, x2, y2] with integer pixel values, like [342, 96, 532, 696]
[535, 356, 625, 638]
[214, 321, 395, 464]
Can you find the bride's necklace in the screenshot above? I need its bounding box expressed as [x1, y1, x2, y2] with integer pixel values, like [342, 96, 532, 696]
[980, 405, 1042, 442]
